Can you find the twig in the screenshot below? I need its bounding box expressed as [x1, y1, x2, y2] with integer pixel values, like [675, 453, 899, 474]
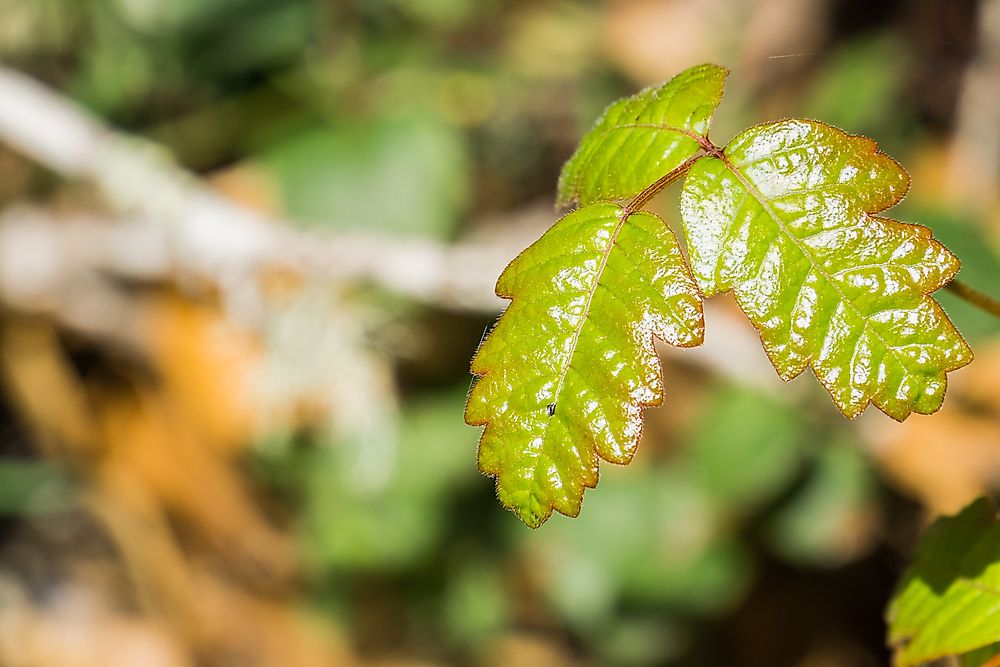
[945, 279, 1000, 320]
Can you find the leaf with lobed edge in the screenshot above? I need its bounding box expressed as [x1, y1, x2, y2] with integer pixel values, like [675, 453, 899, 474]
[680, 119, 972, 420]
[888, 498, 1000, 666]
[465, 203, 704, 527]
[556, 64, 728, 208]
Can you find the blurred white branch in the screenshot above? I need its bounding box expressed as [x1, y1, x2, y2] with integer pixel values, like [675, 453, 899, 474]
[0, 65, 777, 391]
[0, 66, 530, 313]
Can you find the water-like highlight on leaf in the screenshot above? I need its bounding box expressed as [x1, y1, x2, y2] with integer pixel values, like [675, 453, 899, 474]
[556, 64, 727, 208]
[465, 203, 704, 527]
[680, 119, 972, 420]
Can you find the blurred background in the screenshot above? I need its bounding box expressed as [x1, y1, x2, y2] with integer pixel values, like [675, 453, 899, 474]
[0, 1, 997, 665]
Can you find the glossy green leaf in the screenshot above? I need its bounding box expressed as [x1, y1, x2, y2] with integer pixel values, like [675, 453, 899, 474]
[680, 119, 972, 420]
[465, 202, 704, 527]
[556, 64, 727, 207]
[888, 498, 1000, 666]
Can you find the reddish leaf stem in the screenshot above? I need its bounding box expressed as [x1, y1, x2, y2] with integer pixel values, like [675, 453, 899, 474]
[624, 152, 705, 215]
[625, 136, 724, 215]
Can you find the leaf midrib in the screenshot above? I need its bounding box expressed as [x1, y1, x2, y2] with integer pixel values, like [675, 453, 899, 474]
[544, 207, 631, 439]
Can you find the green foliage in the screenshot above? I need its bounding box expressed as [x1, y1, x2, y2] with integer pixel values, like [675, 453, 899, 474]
[888, 498, 1000, 666]
[304, 389, 475, 570]
[0, 459, 71, 515]
[264, 113, 467, 237]
[680, 119, 971, 420]
[465, 202, 704, 527]
[556, 64, 727, 207]
[468, 63, 971, 527]
[802, 34, 908, 138]
[960, 644, 1000, 667]
[528, 463, 753, 624]
[685, 386, 804, 509]
[764, 437, 875, 567]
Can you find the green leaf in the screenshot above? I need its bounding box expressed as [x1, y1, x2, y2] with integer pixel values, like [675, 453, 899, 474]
[686, 385, 805, 510]
[522, 464, 751, 625]
[264, 113, 467, 238]
[960, 643, 1000, 667]
[765, 437, 876, 567]
[888, 498, 1000, 666]
[556, 64, 728, 207]
[680, 119, 972, 420]
[465, 202, 704, 527]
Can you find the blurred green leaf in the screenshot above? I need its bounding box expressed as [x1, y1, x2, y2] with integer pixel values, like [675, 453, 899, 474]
[686, 385, 804, 510]
[303, 388, 477, 570]
[0, 459, 72, 515]
[960, 643, 1000, 667]
[766, 437, 876, 567]
[176, 0, 315, 77]
[597, 615, 684, 667]
[443, 559, 509, 645]
[385, 0, 481, 28]
[803, 34, 908, 139]
[72, 5, 161, 114]
[888, 497, 1000, 666]
[527, 465, 752, 627]
[264, 113, 468, 238]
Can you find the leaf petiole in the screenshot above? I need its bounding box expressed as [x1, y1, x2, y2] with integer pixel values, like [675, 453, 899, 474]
[624, 151, 709, 214]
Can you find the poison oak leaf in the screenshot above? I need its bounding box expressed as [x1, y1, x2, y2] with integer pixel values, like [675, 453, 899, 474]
[556, 64, 727, 208]
[471, 64, 979, 526]
[680, 119, 972, 420]
[465, 203, 703, 527]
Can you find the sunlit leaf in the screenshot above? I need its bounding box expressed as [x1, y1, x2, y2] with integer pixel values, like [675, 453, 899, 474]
[465, 202, 704, 527]
[556, 64, 727, 207]
[888, 498, 1000, 666]
[680, 119, 972, 420]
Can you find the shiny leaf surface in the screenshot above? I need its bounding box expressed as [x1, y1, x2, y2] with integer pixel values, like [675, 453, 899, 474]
[556, 64, 727, 207]
[465, 203, 704, 527]
[888, 498, 1000, 666]
[680, 119, 972, 419]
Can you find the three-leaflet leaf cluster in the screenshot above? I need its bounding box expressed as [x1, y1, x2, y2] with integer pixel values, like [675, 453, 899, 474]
[466, 63, 972, 528]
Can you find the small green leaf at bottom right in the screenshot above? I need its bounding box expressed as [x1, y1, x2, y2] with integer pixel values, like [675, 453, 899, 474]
[887, 497, 1000, 666]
